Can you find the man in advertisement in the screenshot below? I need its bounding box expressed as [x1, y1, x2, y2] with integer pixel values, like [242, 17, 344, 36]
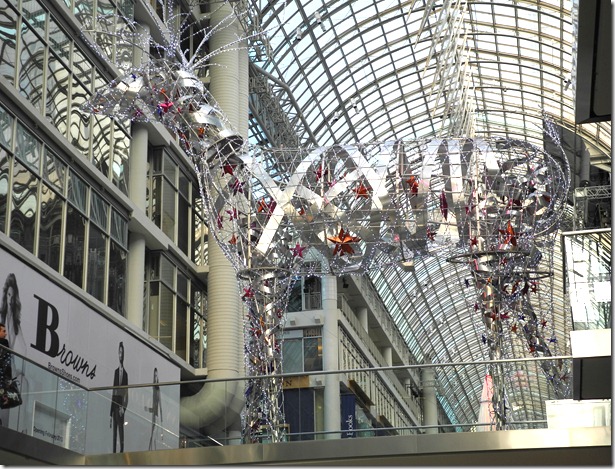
[110, 341, 129, 452]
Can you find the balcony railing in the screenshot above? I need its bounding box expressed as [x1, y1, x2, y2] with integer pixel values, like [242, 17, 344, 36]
[0, 342, 583, 454]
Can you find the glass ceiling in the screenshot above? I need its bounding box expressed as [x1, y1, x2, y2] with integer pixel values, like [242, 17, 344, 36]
[244, 0, 611, 429]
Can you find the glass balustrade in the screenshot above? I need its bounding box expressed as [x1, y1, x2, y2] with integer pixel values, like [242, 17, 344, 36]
[0, 342, 585, 454]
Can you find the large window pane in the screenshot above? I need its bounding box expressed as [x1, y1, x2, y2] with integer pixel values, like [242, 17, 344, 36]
[42, 148, 66, 192]
[175, 296, 188, 361]
[64, 204, 85, 287]
[0, 148, 9, 233]
[47, 16, 70, 65]
[108, 240, 126, 316]
[95, 0, 116, 61]
[159, 304, 174, 351]
[177, 192, 189, 255]
[282, 339, 302, 373]
[71, 48, 92, 90]
[46, 52, 70, 135]
[19, 23, 46, 113]
[90, 190, 109, 230]
[304, 337, 322, 372]
[0, 1, 18, 85]
[162, 178, 176, 239]
[112, 123, 129, 195]
[15, 122, 41, 173]
[67, 170, 87, 212]
[22, 0, 47, 38]
[192, 200, 207, 266]
[68, 82, 91, 158]
[0, 104, 13, 149]
[38, 181, 63, 271]
[87, 224, 107, 302]
[91, 115, 111, 177]
[190, 290, 207, 368]
[73, 0, 94, 30]
[110, 209, 127, 248]
[10, 161, 37, 253]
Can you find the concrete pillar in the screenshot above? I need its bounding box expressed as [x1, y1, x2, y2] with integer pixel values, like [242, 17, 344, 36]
[321, 275, 341, 439]
[126, 233, 145, 327]
[125, 21, 149, 327]
[422, 366, 438, 434]
[382, 346, 392, 367]
[358, 307, 368, 332]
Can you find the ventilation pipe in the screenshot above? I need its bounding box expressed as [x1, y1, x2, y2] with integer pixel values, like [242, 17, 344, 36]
[180, 4, 246, 441]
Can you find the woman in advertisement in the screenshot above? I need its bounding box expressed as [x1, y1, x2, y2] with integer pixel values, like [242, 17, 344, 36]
[0, 273, 27, 430]
[0, 273, 27, 356]
[0, 323, 12, 426]
[148, 367, 163, 450]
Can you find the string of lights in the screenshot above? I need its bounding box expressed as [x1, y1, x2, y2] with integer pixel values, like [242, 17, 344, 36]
[84, 0, 571, 442]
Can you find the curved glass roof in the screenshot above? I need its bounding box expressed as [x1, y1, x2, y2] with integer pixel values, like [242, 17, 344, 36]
[249, 0, 610, 154]
[245, 0, 611, 428]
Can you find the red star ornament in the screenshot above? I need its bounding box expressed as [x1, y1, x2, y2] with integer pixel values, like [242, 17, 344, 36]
[291, 243, 306, 258]
[222, 161, 236, 176]
[498, 221, 517, 246]
[353, 183, 370, 198]
[406, 175, 419, 196]
[327, 228, 360, 257]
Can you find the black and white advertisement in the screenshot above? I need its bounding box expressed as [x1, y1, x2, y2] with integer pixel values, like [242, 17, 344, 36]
[0, 247, 180, 454]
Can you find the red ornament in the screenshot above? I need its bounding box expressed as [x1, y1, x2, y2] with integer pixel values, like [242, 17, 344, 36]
[226, 208, 238, 220]
[291, 243, 306, 258]
[406, 175, 419, 196]
[230, 178, 244, 195]
[159, 100, 173, 112]
[353, 182, 370, 198]
[314, 166, 328, 181]
[222, 161, 236, 176]
[439, 190, 448, 220]
[498, 221, 517, 246]
[257, 198, 276, 215]
[327, 228, 360, 256]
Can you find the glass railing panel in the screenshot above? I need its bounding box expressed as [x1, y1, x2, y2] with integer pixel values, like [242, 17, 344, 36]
[0, 345, 583, 452]
[86, 381, 182, 454]
[1, 351, 89, 453]
[562, 229, 611, 330]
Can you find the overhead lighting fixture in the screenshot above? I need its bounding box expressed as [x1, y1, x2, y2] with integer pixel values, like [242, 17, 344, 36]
[314, 10, 326, 31]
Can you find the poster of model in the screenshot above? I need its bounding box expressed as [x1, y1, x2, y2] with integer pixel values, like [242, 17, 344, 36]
[0, 247, 180, 454]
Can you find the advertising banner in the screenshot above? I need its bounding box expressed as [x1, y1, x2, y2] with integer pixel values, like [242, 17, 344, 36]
[340, 393, 356, 438]
[0, 247, 180, 453]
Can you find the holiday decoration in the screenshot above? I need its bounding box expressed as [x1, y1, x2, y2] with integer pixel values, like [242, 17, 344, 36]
[84, 1, 571, 441]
